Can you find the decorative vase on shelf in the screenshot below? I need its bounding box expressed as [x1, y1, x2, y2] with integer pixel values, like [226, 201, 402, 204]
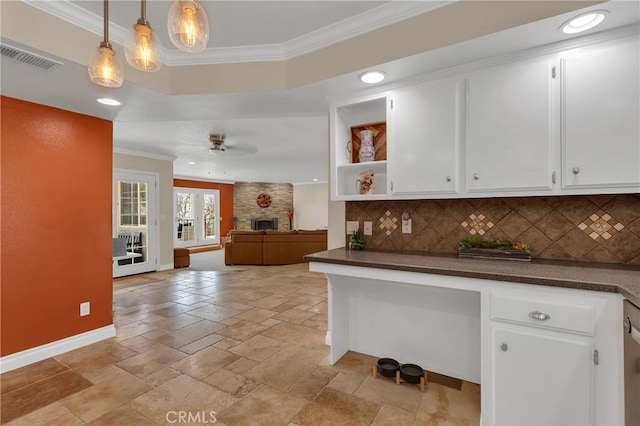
[358, 129, 375, 162]
[356, 170, 375, 195]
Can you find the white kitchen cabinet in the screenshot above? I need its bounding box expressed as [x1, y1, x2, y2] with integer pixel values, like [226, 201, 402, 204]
[330, 93, 390, 200]
[328, 28, 638, 201]
[484, 288, 622, 426]
[388, 78, 462, 195]
[466, 58, 555, 193]
[561, 36, 640, 192]
[491, 325, 593, 425]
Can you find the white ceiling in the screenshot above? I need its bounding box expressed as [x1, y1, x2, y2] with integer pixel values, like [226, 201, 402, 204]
[1, 1, 639, 184]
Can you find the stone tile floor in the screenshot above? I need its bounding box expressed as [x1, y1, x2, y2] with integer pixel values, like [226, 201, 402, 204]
[1, 264, 480, 425]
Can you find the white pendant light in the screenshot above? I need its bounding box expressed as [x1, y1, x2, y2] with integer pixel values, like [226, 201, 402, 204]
[167, 0, 209, 53]
[125, 0, 161, 72]
[88, 0, 123, 88]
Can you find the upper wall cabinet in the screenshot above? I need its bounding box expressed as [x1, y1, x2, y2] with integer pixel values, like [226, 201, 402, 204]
[466, 58, 555, 193]
[388, 78, 462, 196]
[329, 28, 639, 201]
[561, 36, 640, 192]
[330, 93, 390, 200]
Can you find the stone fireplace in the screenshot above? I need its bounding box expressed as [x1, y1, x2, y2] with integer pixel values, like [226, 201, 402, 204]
[251, 218, 278, 230]
[233, 182, 293, 231]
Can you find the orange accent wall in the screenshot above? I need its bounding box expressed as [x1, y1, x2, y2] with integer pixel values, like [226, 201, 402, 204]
[173, 179, 234, 237]
[1, 96, 113, 356]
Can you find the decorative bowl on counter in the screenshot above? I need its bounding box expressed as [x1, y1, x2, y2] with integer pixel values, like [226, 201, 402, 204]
[376, 358, 400, 378]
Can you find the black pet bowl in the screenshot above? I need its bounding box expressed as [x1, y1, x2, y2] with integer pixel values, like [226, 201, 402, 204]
[400, 363, 424, 384]
[376, 358, 400, 378]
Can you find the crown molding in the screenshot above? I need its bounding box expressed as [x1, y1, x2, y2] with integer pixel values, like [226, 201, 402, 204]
[283, 1, 453, 59]
[113, 146, 176, 161]
[25, 0, 126, 44]
[163, 44, 287, 66]
[173, 174, 237, 184]
[22, 0, 451, 66]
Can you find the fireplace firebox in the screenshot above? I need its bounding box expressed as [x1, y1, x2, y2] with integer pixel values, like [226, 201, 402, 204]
[251, 218, 278, 231]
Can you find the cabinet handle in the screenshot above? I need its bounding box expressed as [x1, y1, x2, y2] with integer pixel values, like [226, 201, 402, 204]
[572, 167, 580, 175]
[390, 180, 393, 192]
[528, 311, 551, 321]
[501, 343, 508, 352]
[473, 173, 479, 180]
[446, 176, 452, 182]
[552, 171, 556, 184]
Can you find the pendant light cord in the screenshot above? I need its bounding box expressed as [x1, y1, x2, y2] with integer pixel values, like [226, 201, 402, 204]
[138, 0, 148, 26]
[103, 0, 109, 43]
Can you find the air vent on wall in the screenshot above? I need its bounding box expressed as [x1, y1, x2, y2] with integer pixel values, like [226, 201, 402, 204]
[0, 43, 63, 71]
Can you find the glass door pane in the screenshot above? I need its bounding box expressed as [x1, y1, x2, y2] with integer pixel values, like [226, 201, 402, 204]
[114, 172, 157, 278]
[174, 188, 220, 247]
[202, 193, 218, 241]
[175, 192, 196, 244]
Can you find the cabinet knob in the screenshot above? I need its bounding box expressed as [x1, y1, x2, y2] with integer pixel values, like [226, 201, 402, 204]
[501, 343, 508, 352]
[473, 173, 479, 180]
[446, 176, 452, 182]
[528, 311, 551, 321]
[572, 167, 580, 175]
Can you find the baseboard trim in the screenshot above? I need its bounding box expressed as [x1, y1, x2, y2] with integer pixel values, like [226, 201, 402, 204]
[0, 325, 116, 373]
[157, 263, 173, 271]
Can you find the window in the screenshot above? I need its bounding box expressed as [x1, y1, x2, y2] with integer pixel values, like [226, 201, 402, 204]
[119, 181, 147, 227]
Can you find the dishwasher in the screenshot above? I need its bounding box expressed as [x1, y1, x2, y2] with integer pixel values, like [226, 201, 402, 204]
[624, 300, 640, 425]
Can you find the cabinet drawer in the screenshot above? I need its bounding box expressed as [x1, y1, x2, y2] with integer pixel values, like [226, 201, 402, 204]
[491, 293, 595, 335]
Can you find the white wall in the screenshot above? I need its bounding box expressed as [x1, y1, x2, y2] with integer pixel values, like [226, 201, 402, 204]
[328, 199, 346, 249]
[293, 183, 328, 230]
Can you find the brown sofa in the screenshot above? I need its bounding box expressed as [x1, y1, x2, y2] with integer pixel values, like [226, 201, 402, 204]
[225, 229, 327, 265]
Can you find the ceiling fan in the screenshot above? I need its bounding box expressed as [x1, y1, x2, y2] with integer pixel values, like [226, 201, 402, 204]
[207, 134, 257, 155]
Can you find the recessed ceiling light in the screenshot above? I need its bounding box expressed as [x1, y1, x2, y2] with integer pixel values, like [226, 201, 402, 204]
[96, 98, 121, 106]
[560, 10, 608, 34]
[187, 161, 196, 165]
[313, 178, 319, 182]
[359, 70, 386, 84]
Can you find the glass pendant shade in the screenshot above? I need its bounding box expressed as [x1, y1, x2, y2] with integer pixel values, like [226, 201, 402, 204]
[168, 0, 209, 53]
[88, 43, 124, 88]
[125, 21, 162, 71]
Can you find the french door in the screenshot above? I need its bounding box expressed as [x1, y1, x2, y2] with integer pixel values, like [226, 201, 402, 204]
[113, 170, 158, 277]
[174, 188, 220, 247]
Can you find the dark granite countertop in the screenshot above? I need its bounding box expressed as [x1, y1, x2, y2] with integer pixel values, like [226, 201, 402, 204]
[305, 248, 640, 305]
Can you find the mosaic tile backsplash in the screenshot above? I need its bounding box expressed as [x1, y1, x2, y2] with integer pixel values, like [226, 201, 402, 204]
[346, 194, 640, 265]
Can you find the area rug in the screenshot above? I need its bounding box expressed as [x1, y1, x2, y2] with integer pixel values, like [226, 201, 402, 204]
[187, 249, 248, 272]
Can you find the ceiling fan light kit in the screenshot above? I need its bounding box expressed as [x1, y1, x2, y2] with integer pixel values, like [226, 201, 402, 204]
[125, 0, 162, 72]
[88, 0, 124, 88]
[168, 0, 210, 53]
[209, 134, 226, 153]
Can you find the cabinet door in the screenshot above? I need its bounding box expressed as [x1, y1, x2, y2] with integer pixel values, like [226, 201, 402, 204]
[492, 326, 593, 425]
[389, 78, 460, 194]
[467, 59, 554, 192]
[562, 38, 640, 190]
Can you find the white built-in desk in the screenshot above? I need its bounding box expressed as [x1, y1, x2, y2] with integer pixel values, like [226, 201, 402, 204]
[307, 248, 635, 425]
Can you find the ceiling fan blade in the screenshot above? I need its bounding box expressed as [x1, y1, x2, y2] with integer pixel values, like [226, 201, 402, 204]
[227, 144, 258, 154]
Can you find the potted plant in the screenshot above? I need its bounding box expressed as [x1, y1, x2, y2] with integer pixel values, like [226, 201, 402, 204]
[349, 229, 365, 250]
[458, 235, 531, 261]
